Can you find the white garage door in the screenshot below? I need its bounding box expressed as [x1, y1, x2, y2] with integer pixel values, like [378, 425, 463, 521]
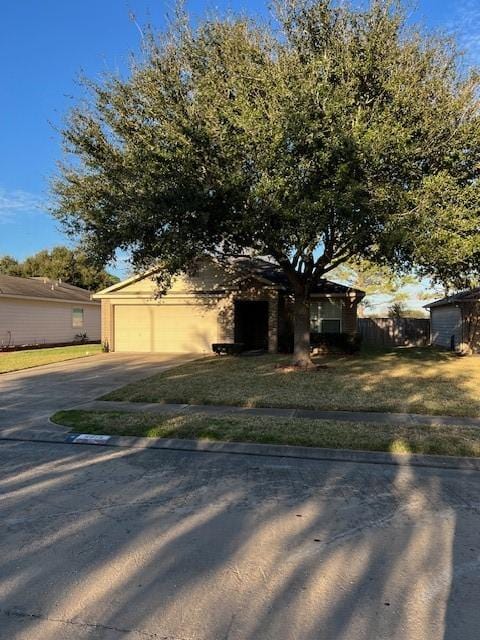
[113, 304, 218, 353]
[431, 305, 462, 349]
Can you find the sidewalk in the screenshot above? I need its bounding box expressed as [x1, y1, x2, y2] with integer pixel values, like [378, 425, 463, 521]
[78, 400, 480, 428]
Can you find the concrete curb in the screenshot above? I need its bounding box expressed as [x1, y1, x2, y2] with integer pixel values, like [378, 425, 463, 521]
[2, 428, 480, 472]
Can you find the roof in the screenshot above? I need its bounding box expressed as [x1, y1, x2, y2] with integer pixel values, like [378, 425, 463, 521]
[94, 257, 365, 299]
[231, 257, 365, 297]
[424, 287, 480, 309]
[0, 274, 99, 304]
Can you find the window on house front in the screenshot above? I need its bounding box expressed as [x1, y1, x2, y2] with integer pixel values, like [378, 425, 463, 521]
[310, 299, 342, 333]
[72, 308, 84, 328]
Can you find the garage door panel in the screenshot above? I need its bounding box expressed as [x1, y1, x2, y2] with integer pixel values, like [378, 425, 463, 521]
[114, 304, 218, 353]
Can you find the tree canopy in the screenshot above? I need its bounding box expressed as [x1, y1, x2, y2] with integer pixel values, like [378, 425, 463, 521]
[330, 259, 421, 315]
[0, 247, 119, 291]
[52, 0, 480, 364]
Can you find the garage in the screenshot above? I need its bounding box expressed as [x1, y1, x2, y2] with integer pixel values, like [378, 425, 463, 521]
[430, 305, 462, 349]
[113, 304, 218, 353]
[425, 287, 480, 353]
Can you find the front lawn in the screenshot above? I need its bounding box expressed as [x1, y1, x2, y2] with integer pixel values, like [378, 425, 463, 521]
[0, 344, 102, 374]
[52, 409, 480, 458]
[101, 348, 480, 417]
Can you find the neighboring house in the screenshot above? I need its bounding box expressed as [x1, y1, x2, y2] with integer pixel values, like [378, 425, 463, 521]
[0, 275, 101, 348]
[93, 258, 365, 354]
[425, 288, 480, 352]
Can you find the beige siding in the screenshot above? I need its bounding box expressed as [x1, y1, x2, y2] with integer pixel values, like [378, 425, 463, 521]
[115, 263, 229, 297]
[431, 305, 462, 348]
[0, 298, 101, 347]
[113, 303, 218, 353]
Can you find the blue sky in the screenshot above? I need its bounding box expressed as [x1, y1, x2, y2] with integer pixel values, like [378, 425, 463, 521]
[0, 0, 479, 280]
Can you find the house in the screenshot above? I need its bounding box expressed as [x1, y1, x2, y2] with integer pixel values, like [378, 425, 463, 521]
[425, 288, 480, 352]
[93, 258, 365, 353]
[0, 274, 101, 348]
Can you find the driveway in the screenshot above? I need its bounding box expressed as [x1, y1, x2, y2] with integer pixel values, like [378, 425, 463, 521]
[0, 439, 479, 639]
[0, 353, 195, 436]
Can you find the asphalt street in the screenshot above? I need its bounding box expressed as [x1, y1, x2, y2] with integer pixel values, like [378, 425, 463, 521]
[1, 438, 479, 640]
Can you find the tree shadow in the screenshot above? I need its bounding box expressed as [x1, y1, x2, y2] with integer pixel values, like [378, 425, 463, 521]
[108, 347, 480, 418]
[0, 439, 478, 639]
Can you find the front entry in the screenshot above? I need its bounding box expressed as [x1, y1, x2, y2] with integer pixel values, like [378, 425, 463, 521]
[234, 301, 269, 351]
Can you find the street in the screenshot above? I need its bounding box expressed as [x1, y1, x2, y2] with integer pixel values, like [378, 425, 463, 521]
[0, 438, 479, 639]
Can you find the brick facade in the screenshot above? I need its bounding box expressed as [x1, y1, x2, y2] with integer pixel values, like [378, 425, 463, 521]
[101, 300, 113, 349]
[341, 300, 358, 335]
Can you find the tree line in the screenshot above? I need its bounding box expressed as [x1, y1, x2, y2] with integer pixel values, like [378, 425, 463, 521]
[0, 246, 119, 291]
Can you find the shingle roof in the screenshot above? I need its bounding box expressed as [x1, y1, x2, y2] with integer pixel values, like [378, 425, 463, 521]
[232, 257, 365, 298]
[0, 274, 98, 303]
[424, 287, 480, 309]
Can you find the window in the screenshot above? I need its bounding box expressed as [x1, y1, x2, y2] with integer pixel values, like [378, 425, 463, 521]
[72, 308, 84, 328]
[310, 299, 342, 333]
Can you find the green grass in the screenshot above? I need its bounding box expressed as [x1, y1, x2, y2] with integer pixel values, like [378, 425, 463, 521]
[51, 409, 480, 458]
[0, 344, 102, 374]
[101, 348, 480, 417]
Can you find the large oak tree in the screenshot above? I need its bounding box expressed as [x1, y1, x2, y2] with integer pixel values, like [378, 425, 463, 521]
[53, 0, 480, 366]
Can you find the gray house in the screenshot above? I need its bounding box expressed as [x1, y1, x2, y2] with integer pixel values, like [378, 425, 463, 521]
[0, 275, 100, 348]
[425, 288, 480, 352]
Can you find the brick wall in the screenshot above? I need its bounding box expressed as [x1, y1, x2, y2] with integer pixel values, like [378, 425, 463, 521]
[101, 300, 113, 349]
[342, 300, 358, 335]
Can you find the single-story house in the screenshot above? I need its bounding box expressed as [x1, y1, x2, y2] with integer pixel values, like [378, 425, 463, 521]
[0, 275, 101, 348]
[93, 258, 364, 353]
[425, 288, 480, 352]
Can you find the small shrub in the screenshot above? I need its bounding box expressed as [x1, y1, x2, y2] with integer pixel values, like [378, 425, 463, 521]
[310, 332, 362, 355]
[278, 332, 362, 354]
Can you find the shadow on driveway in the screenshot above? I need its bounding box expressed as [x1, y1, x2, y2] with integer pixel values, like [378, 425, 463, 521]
[0, 353, 196, 434]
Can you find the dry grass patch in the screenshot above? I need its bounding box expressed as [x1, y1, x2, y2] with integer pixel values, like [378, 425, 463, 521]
[101, 348, 480, 417]
[52, 409, 480, 458]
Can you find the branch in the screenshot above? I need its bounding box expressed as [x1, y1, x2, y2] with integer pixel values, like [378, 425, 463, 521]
[321, 252, 355, 276]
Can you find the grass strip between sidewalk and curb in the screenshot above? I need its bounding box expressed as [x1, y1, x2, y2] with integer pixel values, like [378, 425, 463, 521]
[0, 344, 102, 374]
[51, 409, 480, 458]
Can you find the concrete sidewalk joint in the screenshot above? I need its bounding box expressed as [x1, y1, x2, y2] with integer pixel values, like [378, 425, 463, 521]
[77, 400, 480, 429]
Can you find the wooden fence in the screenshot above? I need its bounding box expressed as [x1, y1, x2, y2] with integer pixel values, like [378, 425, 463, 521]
[357, 318, 431, 347]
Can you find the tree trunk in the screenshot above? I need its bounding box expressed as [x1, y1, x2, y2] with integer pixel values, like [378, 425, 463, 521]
[292, 293, 315, 368]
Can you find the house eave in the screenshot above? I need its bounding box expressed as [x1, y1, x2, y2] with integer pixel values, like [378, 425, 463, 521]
[0, 293, 100, 305]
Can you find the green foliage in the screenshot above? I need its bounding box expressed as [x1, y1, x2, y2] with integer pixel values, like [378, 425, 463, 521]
[52, 1, 480, 313]
[0, 246, 119, 291]
[388, 301, 406, 318]
[331, 258, 421, 313]
[332, 259, 417, 296]
[0, 255, 23, 276]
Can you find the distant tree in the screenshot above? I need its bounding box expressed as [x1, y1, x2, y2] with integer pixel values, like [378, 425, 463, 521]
[331, 259, 419, 316]
[0, 246, 119, 291]
[386, 300, 427, 318]
[52, 0, 480, 366]
[388, 301, 406, 318]
[0, 255, 22, 276]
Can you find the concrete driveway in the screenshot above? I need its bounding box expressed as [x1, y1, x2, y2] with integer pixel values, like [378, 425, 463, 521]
[0, 439, 479, 640]
[0, 353, 195, 436]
